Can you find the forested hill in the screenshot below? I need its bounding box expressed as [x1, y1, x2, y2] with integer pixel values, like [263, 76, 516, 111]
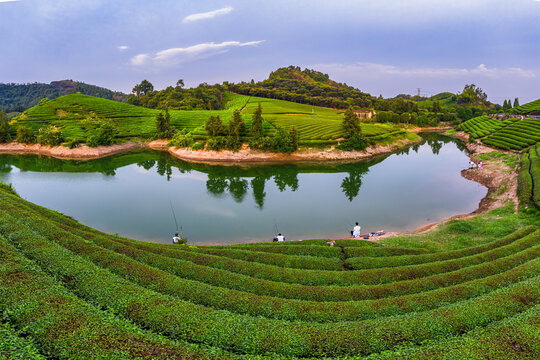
[227, 66, 374, 109]
[0, 80, 128, 112]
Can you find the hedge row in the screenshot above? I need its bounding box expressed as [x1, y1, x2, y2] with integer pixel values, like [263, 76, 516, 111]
[7, 204, 540, 311]
[3, 215, 540, 358]
[343, 246, 430, 257]
[202, 244, 343, 258]
[14, 207, 540, 325]
[0, 235, 236, 360]
[0, 323, 45, 360]
[346, 226, 536, 269]
[518, 153, 533, 207]
[363, 303, 540, 360]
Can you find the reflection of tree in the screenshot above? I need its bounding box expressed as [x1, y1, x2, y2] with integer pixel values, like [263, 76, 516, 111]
[411, 144, 421, 153]
[428, 139, 443, 155]
[339, 162, 371, 202]
[341, 173, 363, 201]
[274, 170, 299, 192]
[251, 176, 267, 210]
[137, 160, 155, 170]
[156, 159, 172, 181]
[206, 176, 228, 197]
[228, 178, 248, 203]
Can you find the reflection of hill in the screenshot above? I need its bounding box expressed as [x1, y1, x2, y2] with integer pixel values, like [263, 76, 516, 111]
[0, 134, 465, 207]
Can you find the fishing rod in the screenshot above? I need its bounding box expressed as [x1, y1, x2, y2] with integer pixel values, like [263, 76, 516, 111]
[273, 218, 280, 235]
[169, 200, 179, 233]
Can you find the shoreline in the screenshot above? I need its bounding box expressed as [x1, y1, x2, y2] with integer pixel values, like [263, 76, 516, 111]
[397, 130, 518, 237]
[1, 129, 511, 245]
[0, 134, 422, 164]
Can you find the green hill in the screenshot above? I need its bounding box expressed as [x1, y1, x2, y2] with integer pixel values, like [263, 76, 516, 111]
[10, 92, 404, 145]
[227, 66, 374, 109]
[0, 80, 127, 112]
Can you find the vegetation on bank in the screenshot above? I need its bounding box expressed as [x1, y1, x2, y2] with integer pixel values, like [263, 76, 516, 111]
[5, 92, 414, 153]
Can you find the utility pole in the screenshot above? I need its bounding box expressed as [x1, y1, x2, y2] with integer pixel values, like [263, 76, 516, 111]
[417, 88, 421, 97]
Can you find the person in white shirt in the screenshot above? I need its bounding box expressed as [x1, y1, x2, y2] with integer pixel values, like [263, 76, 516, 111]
[172, 233, 182, 244]
[352, 222, 361, 238]
[276, 233, 285, 242]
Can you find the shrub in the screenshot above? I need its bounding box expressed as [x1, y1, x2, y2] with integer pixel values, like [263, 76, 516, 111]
[191, 141, 205, 150]
[16, 125, 33, 144]
[337, 133, 368, 151]
[86, 122, 118, 147]
[36, 125, 62, 146]
[168, 129, 194, 148]
[206, 136, 227, 151]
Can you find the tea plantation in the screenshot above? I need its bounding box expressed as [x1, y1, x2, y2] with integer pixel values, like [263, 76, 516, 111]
[10, 93, 404, 145]
[0, 181, 539, 359]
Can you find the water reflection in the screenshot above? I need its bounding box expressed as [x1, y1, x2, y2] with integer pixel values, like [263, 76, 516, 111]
[0, 134, 484, 244]
[0, 134, 463, 208]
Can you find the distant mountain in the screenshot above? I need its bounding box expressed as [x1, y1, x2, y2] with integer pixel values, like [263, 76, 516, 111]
[227, 66, 374, 109]
[0, 80, 128, 112]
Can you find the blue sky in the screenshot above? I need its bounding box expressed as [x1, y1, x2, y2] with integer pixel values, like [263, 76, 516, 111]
[1, 0, 539, 103]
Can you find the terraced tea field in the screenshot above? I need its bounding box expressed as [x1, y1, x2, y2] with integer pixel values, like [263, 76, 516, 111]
[514, 98, 540, 115]
[457, 115, 515, 139]
[483, 117, 540, 150]
[11, 93, 403, 145]
[0, 184, 538, 359]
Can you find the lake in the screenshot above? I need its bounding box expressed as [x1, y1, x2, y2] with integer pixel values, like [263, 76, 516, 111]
[0, 134, 487, 245]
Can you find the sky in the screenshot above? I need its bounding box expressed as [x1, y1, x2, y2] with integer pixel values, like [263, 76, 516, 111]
[1, 0, 539, 103]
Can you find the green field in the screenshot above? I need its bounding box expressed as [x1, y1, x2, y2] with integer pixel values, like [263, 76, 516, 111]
[10, 92, 405, 145]
[0, 179, 539, 359]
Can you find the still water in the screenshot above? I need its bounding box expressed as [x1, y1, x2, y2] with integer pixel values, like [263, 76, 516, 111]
[0, 134, 486, 245]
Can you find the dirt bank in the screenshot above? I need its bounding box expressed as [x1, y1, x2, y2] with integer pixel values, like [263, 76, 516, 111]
[0, 142, 146, 160]
[150, 136, 422, 164]
[0, 135, 421, 163]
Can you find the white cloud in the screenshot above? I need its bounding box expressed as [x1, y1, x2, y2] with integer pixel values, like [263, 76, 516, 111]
[130, 54, 151, 66]
[117, 45, 129, 51]
[182, 6, 233, 23]
[0, 0, 20, 3]
[131, 40, 264, 68]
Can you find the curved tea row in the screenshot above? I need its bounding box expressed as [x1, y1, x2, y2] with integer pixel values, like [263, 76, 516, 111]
[0, 187, 538, 359]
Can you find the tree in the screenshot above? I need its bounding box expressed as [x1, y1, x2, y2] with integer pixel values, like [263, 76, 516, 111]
[503, 99, 508, 109]
[205, 115, 225, 137]
[133, 80, 154, 98]
[431, 101, 442, 113]
[176, 79, 185, 89]
[458, 84, 487, 104]
[0, 111, 10, 143]
[341, 107, 361, 138]
[251, 102, 264, 138]
[513, 98, 520, 108]
[228, 110, 246, 141]
[155, 113, 165, 134]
